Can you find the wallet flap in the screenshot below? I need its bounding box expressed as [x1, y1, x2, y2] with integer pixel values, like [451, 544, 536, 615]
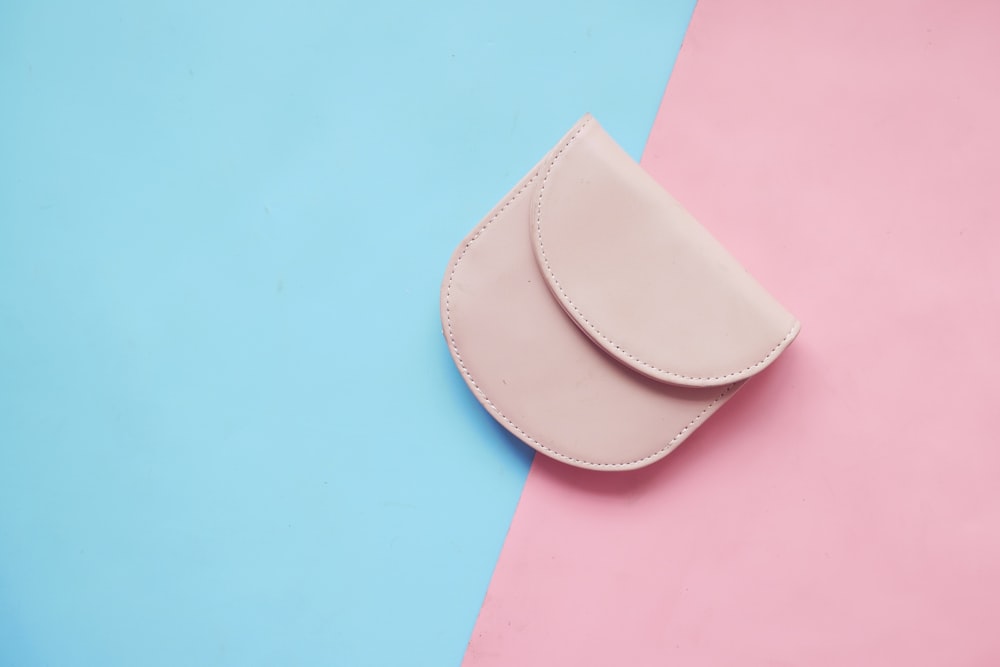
[530, 115, 799, 388]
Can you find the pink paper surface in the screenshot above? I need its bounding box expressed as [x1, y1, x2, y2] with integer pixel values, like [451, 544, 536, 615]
[463, 1, 1000, 664]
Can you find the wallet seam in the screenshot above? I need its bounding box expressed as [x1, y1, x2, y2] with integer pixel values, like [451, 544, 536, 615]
[534, 119, 798, 385]
[443, 136, 734, 468]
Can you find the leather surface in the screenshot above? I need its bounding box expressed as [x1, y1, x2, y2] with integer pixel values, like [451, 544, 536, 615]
[442, 115, 799, 470]
[532, 118, 798, 386]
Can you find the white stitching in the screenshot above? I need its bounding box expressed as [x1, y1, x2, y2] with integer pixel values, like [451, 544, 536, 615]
[533, 119, 798, 383]
[443, 124, 734, 468]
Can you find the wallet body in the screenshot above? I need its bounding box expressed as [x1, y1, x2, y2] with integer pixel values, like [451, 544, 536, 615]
[442, 115, 799, 470]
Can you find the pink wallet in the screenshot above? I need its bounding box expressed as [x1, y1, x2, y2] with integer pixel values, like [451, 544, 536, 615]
[441, 115, 800, 470]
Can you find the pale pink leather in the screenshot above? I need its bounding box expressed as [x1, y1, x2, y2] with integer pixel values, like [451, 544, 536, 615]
[442, 115, 799, 470]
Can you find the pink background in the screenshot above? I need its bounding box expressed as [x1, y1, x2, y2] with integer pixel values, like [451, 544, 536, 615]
[464, 0, 1000, 664]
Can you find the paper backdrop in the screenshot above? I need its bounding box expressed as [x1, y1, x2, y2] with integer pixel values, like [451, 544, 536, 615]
[464, 0, 1000, 664]
[0, 1, 695, 664]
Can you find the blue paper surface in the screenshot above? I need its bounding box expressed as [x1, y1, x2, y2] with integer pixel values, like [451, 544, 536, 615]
[0, 1, 695, 664]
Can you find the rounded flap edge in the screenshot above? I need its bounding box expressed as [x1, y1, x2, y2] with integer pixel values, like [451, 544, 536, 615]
[529, 117, 800, 388]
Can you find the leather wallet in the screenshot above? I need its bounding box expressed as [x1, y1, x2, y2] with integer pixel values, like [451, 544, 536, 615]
[441, 115, 800, 471]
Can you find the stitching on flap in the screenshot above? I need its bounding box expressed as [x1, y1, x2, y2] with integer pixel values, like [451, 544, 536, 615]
[444, 123, 734, 468]
[533, 119, 798, 384]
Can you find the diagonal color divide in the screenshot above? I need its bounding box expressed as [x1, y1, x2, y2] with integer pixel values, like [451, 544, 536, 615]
[0, 1, 696, 665]
[464, 0, 1000, 664]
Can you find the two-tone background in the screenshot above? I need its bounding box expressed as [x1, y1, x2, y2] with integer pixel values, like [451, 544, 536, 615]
[3, 1, 999, 664]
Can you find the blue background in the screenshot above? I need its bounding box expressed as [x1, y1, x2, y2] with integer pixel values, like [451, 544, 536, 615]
[0, 1, 695, 664]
